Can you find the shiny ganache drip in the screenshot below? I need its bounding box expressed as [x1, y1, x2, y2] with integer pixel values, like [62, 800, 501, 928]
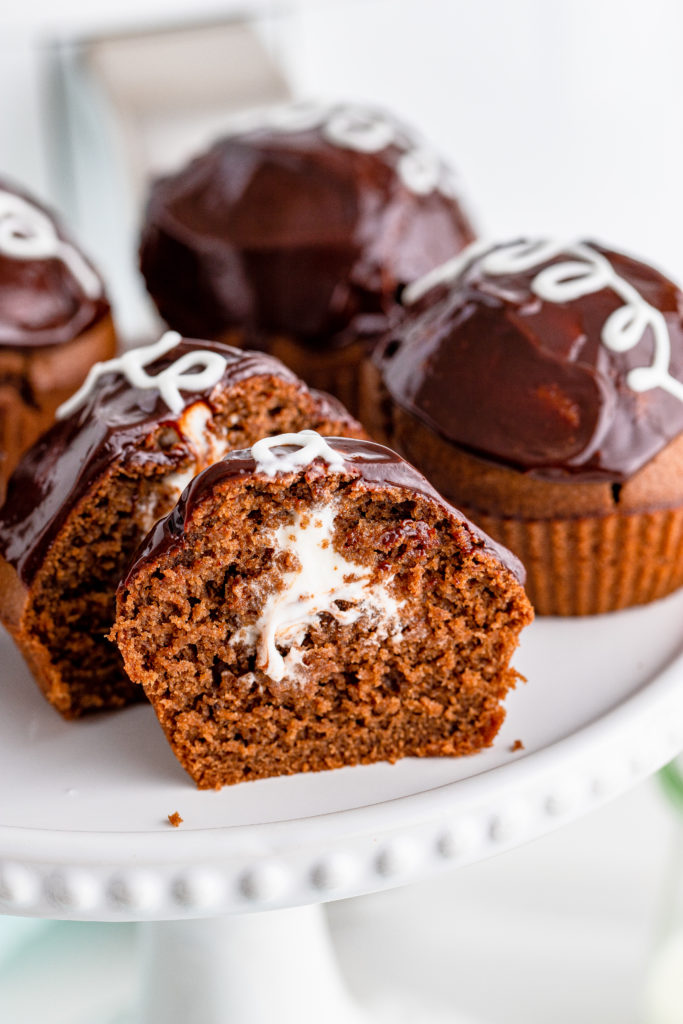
[406, 239, 682, 404]
[124, 437, 526, 589]
[0, 188, 102, 299]
[217, 100, 460, 199]
[56, 331, 228, 418]
[384, 239, 683, 481]
[0, 178, 109, 348]
[0, 337, 302, 584]
[139, 103, 475, 348]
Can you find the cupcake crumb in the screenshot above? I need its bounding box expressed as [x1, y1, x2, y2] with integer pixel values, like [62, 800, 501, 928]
[510, 739, 524, 752]
[115, 436, 532, 788]
[168, 811, 183, 827]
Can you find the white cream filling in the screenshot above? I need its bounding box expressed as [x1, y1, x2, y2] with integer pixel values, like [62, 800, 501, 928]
[135, 401, 228, 534]
[234, 505, 404, 684]
[162, 401, 229, 498]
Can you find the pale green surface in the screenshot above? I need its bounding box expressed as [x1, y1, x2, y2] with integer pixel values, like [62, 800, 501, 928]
[0, 917, 48, 966]
[0, 921, 137, 1023]
[660, 757, 683, 814]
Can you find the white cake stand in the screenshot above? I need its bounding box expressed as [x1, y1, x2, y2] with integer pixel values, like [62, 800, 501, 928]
[3, 590, 683, 1023]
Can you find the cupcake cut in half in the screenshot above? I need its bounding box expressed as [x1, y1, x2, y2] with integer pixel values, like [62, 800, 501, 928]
[114, 432, 532, 789]
[0, 177, 116, 500]
[139, 100, 476, 415]
[371, 238, 683, 615]
[0, 334, 363, 718]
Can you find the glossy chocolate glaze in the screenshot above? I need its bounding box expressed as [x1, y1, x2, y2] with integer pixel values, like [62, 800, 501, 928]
[379, 240, 683, 481]
[139, 103, 475, 351]
[124, 436, 525, 587]
[0, 337, 352, 585]
[0, 177, 109, 348]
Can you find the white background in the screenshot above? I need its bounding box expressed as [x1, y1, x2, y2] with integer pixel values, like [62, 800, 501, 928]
[3, 0, 683, 273]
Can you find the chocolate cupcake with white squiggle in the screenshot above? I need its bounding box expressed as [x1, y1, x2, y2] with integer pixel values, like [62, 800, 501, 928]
[372, 239, 683, 615]
[0, 178, 116, 501]
[0, 333, 364, 718]
[139, 101, 476, 416]
[114, 432, 531, 788]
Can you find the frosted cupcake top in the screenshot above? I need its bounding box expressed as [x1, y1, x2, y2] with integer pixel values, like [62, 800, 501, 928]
[124, 433, 526, 588]
[0, 178, 108, 348]
[0, 335, 357, 584]
[139, 101, 475, 351]
[379, 239, 683, 481]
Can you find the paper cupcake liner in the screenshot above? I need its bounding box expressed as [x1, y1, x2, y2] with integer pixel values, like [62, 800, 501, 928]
[0, 315, 117, 502]
[470, 507, 683, 616]
[0, 398, 46, 502]
[249, 334, 367, 419]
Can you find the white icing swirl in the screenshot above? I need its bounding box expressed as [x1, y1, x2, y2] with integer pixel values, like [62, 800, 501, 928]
[56, 331, 227, 419]
[251, 431, 345, 477]
[402, 239, 491, 306]
[223, 101, 454, 199]
[263, 100, 327, 133]
[234, 504, 403, 684]
[321, 106, 450, 196]
[0, 189, 102, 299]
[403, 239, 683, 404]
[396, 148, 443, 196]
[223, 101, 327, 137]
[323, 106, 396, 154]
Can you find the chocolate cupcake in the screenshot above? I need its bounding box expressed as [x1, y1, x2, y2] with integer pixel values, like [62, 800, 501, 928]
[114, 432, 531, 788]
[372, 239, 683, 615]
[139, 101, 475, 415]
[0, 333, 364, 718]
[0, 178, 116, 500]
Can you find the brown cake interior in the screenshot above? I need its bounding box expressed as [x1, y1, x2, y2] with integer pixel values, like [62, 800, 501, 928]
[7, 378, 359, 718]
[115, 469, 532, 788]
[220, 328, 369, 418]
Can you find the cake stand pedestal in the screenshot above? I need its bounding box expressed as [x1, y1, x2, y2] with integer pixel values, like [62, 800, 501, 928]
[136, 905, 467, 1024]
[135, 903, 478, 1024]
[138, 906, 371, 1024]
[3, 591, 683, 1023]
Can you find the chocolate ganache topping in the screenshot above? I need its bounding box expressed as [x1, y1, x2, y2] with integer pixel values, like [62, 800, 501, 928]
[0, 177, 109, 347]
[125, 433, 525, 587]
[139, 101, 475, 351]
[380, 239, 683, 481]
[0, 333, 329, 585]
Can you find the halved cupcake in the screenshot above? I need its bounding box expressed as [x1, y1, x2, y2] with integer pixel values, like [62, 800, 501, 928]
[0, 334, 363, 716]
